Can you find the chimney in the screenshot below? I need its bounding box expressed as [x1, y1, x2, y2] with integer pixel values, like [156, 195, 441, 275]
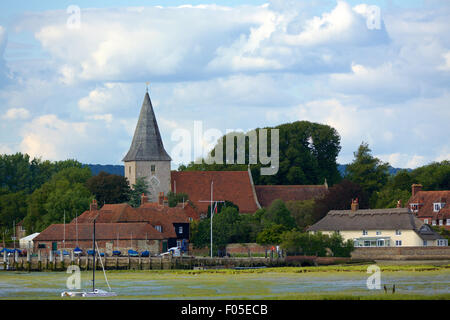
[412, 184, 423, 197]
[396, 200, 402, 208]
[90, 199, 98, 211]
[351, 198, 359, 211]
[141, 193, 149, 206]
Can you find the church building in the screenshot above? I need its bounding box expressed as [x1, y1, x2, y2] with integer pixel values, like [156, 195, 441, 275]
[123, 90, 328, 214]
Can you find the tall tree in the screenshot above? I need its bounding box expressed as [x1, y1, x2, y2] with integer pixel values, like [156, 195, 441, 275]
[86, 171, 131, 205]
[128, 177, 150, 208]
[345, 142, 389, 206]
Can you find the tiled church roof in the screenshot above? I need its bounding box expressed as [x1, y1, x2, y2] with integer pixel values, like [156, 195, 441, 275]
[171, 171, 260, 213]
[122, 92, 171, 162]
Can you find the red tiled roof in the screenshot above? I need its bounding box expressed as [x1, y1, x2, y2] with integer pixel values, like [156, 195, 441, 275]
[71, 202, 195, 239]
[171, 171, 260, 213]
[408, 190, 450, 220]
[255, 185, 327, 208]
[34, 223, 163, 241]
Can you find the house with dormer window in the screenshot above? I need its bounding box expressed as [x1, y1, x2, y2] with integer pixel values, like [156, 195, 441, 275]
[407, 184, 450, 231]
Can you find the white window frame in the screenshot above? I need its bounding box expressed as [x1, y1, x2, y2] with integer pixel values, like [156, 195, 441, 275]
[433, 203, 441, 212]
[155, 225, 162, 232]
[432, 220, 437, 226]
[395, 240, 402, 247]
[178, 226, 183, 234]
[395, 230, 401, 236]
[376, 231, 381, 235]
[437, 239, 448, 246]
[176, 239, 182, 248]
[439, 219, 443, 226]
[362, 230, 368, 236]
[423, 240, 427, 246]
[447, 219, 450, 226]
[424, 219, 429, 224]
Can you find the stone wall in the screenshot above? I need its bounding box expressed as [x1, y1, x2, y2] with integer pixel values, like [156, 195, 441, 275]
[351, 246, 450, 260]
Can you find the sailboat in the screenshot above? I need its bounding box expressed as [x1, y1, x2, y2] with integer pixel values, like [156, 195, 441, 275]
[61, 219, 117, 297]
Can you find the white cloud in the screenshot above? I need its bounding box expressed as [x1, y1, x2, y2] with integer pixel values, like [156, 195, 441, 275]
[3, 107, 30, 120]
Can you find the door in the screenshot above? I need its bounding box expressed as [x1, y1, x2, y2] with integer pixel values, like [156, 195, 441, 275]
[162, 240, 168, 252]
[52, 242, 57, 251]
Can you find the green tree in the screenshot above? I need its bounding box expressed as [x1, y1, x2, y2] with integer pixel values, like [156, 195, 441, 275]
[0, 191, 28, 229]
[128, 177, 150, 208]
[410, 160, 450, 190]
[167, 191, 189, 207]
[345, 142, 389, 207]
[179, 121, 342, 186]
[86, 171, 131, 205]
[285, 199, 315, 231]
[24, 166, 93, 232]
[261, 199, 296, 229]
[256, 224, 289, 245]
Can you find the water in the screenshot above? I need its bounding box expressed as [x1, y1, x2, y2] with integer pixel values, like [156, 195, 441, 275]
[0, 270, 449, 299]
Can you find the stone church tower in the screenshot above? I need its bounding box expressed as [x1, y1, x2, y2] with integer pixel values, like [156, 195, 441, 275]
[123, 91, 172, 202]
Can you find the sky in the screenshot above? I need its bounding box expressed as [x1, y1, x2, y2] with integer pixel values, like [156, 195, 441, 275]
[0, 0, 449, 169]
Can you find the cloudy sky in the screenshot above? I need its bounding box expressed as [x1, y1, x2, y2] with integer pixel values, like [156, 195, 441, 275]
[0, 0, 449, 169]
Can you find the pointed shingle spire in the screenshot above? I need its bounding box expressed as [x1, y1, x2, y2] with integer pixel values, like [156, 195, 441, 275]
[123, 92, 171, 162]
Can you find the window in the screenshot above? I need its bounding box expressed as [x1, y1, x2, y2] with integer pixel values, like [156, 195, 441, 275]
[432, 220, 437, 226]
[424, 219, 429, 224]
[129, 166, 131, 174]
[151, 165, 156, 173]
[395, 240, 402, 246]
[376, 231, 381, 235]
[178, 226, 183, 234]
[155, 225, 162, 232]
[362, 230, 368, 236]
[423, 240, 427, 246]
[439, 219, 443, 226]
[177, 240, 182, 248]
[434, 203, 441, 212]
[395, 230, 401, 235]
[437, 239, 448, 246]
[410, 203, 418, 212]
[447, 219, 450, 226]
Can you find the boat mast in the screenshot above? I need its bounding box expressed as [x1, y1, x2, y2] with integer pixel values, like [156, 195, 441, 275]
[92, 219, 96, 292]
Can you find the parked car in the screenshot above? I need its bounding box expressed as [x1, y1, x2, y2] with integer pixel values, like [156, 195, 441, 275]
[159, 247, 181, 257]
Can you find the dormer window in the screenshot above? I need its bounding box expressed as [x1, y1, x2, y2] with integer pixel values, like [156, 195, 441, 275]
[433, 203, 442, 212]
[410, 203, 419, 212]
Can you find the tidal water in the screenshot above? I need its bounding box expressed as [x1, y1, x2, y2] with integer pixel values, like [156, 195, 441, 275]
[0, 270, 448, 299]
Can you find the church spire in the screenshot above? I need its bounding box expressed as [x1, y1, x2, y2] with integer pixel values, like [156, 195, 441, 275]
[122, 91, 171, 162]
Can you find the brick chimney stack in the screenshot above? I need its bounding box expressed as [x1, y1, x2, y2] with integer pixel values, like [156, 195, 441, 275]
[412, 184, 423, 197]
[351, 198, 359, 211]
[90, 199, 98, 211]
[141, 193, 149, 206]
